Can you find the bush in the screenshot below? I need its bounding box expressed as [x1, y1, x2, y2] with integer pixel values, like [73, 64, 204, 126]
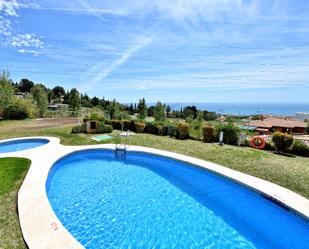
[4, 103, 28, 120]
[135, 122, 146, 133]
[163, 123, 177, 137]
[202, 125, 215, 143]
[96, 123, 113, 134]
[111, 119, 122, 130]
[71, 124, 86, 134]
[215, 124, 240, 145]
[290, 140, 309, 157]
[89, 112, 105, 121]
[242, 138, 250, 147]
[145, 122, 159, 135]
[177, 122, 190, 140]
[157, 124, 164, 136]
[122, 120, 136, 132]
[264, 141, 275, 151]
[272, 132, 294, 152]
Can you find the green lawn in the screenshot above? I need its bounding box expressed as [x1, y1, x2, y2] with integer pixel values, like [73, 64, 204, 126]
[0, 120, 308, 248]
[0, 119, 308, 200]
[0, 157, 31, 249]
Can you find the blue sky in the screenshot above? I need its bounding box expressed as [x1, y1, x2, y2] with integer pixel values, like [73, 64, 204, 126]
[1, 0, 309, 103]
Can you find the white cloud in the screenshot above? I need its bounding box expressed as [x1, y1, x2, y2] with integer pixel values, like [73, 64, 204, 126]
[0, 0, 44, 53]
[10, 33, 44, 48]
[0, 15, 11, 35]
[17, 48, 42, 55]
[0, 0, 20, 16]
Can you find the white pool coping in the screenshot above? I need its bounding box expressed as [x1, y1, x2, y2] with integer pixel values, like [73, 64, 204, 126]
[0, 136, 309, 249]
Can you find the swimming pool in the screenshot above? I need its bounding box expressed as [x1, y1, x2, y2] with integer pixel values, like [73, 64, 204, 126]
[46, 149, 309, 249]
[0, 138, 49, 153]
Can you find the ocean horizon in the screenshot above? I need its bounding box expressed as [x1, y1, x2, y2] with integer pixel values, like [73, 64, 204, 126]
[141, 103, 309, 116]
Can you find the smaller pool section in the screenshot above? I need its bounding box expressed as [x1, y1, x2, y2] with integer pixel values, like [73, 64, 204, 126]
[0, 138, 49, 153]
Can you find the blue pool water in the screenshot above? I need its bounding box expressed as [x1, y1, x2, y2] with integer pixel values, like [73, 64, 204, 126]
[0, 138, 49, 153]
[46, 150, 309, 249]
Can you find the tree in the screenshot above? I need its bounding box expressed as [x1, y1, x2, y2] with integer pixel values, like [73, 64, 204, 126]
[31, 84, 48, 117]
[18, 79, 34, 93]
[147, 106, 155, 117]
[69, 88, 81, 115]
[0, 70, 14, 113]
[52, 86, 65, 98]
[91, 96, 100, 106]
[154, 101, 166, 122]
[81, 94, 92, 108]
[183, 106, 198, 119]
[137, 98, 147, 120]
[128, 103, 135, 115]
[107, 99, 120, 119]
[203, 110, 217, 121]
[166, 105, 171, 118]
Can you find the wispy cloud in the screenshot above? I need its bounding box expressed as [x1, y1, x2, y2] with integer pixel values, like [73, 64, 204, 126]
[10, 33, 44, 48]
[0, 0, 44, 53]
[79, 36, 153, 92]
[0, 0, 20, 16]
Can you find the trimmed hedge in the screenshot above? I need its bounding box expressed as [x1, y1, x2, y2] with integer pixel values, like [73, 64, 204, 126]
[272, 132, 293, 152]
[164, 123, 177, 137]
[145, 122, 160, 135]
[71, 123, 86, 133]
[135, 122, 146, 133]
[202, 125, 215, 143]
[215, 124, 240, 145]
[290, 140, 309, 157]
[177, 122, 190, 140]
[110, 119, 122, 130]
[96, 123, 113, 134]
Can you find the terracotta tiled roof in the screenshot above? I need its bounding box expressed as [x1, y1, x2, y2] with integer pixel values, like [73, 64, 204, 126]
[246, 117, 306, 128]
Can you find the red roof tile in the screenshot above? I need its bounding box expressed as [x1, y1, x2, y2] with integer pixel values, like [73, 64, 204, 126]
[247, 117, 306, 128]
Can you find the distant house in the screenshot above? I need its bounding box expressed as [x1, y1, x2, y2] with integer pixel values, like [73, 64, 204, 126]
[13, 92, 26, 99]
[47, 104, 68, 111]
[246, 117, 307, 134]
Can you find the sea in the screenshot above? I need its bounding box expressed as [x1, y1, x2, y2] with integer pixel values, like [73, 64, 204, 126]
[159, 103, 309, 116]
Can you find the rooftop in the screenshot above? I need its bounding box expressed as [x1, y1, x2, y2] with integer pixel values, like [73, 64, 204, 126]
[247, 117, 307, 128]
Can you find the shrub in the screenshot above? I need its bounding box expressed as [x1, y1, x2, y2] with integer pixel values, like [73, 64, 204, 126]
[290, 140, 309, 157]
[264, 141, 275, 151]
[111, 119, 122, 130]
[272, 132, 294, 152]
[89, 112, 105, 121]
[135, 121, 146, 133]
[157, 124, 164, 136]
[96, 123, 113, 134]
[177, 122, 190, 140]
[145, 122, 159, 135]
[4, 102, 28, 120]
[164, 123, 177, 137]
[123, 120, 132, 131]
[202, 125, 215, 143]
[242, 138, 250, 147]
[215, 124, 240, 145]
[71, 125, 84, 133]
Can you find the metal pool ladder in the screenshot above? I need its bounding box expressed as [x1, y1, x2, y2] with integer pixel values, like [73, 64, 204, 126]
[115, 130, 130, 160]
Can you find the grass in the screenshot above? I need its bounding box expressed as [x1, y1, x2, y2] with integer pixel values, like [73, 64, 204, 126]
[0, 157, 31, 249]
[0, 119, 308, 248]
[0, 119, 308, 200]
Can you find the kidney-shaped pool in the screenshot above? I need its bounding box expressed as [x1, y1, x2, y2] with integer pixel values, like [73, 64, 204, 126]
[0, 138, 49, 153]
[46, 149, 309, 249]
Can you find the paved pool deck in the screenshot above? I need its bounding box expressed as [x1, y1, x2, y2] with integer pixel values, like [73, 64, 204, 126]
[0, 136, 309, 249]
